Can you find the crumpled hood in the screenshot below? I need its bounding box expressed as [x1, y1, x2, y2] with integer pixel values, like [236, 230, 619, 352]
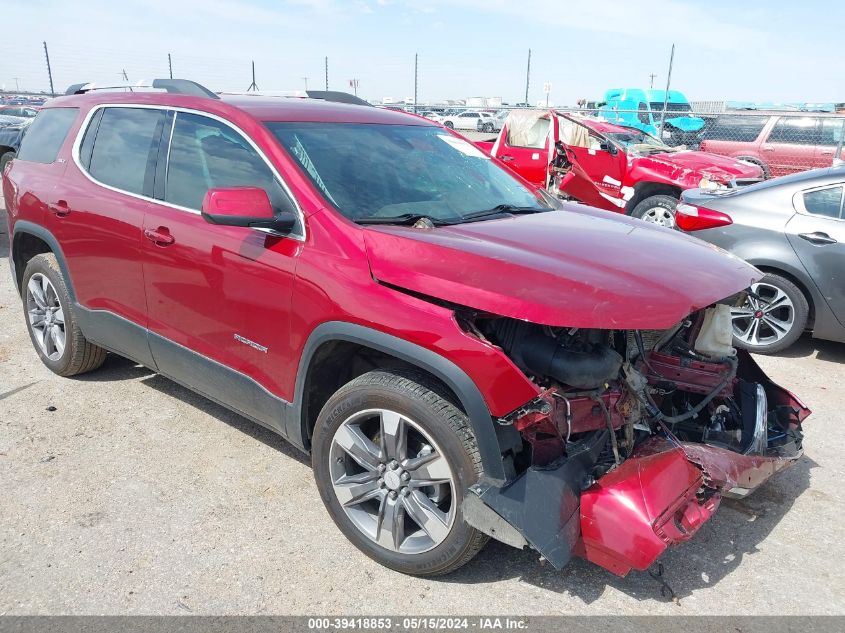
[642, 150, 763, 181]
[363, 205, 761, 329]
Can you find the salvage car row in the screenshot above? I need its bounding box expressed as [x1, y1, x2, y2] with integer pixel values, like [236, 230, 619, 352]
[0, 81, 824, 581]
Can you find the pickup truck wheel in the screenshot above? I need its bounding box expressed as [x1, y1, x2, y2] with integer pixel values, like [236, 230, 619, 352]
[312, 369, 488, 576]
[21, 254, 107, 376]
[443, 121, 454, 129]
[737, 156, 770, 179]
[730, 274, 808, 354]
[631, 194, 678, 228]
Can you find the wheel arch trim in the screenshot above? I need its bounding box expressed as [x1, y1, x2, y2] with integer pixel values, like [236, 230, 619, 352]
[292, 321, 512, 484]
[10, 221, 76, 301]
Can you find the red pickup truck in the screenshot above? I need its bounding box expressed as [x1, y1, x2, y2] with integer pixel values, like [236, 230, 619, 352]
[476, 110, 763, 228]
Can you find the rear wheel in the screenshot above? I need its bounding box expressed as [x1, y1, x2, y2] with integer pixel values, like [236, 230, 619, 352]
[631, 194, 679, 228]
[0, 151, 14, 173]
[312, 369, 487, 576]
[22, 254, 107, 376]
[443, 121, 454, 129]
[482, 123, 494, 133]
[731, 274, 808, 354]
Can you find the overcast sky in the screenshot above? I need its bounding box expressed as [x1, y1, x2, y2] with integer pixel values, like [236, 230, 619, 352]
[2, 0, 842, 105]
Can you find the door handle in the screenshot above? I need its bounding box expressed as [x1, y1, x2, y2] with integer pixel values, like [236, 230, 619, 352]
[820, 150, 834, 155]
[49, 200, 70, 217]
[499, 155, 515, 162]
[798, 231, 837, 245]
[762, 146, 775, 151]
[144, 227, 175, 247]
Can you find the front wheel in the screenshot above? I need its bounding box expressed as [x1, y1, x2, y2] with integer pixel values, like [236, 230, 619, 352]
[630, 194, 679, 228]
[482, 123, 494, 133]
[731, 274, 809, 354]
[312, 370, 488, 576]
[443, 121, 454, 129]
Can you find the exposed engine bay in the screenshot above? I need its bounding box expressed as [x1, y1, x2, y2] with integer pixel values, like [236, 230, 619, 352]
[461, 298, 810, 576]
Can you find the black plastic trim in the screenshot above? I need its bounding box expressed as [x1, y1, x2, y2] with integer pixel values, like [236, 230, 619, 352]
[11, 221, 75, 300]
[291, 321, 513, 484]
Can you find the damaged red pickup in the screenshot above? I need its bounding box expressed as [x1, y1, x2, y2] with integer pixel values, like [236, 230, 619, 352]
[476, 110, 763, 228]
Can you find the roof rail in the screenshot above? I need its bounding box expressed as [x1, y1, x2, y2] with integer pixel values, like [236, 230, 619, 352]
[305, 90, 371, 107]
[64, 79, 219, 100]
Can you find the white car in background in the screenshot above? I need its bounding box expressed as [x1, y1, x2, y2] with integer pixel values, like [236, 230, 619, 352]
[437, 110, 488, 131]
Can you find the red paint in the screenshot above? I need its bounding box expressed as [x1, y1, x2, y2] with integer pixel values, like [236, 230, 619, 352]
[578, 444, 718, 576]
[364, 204, 761, 329]
[481, 111, 763, 213]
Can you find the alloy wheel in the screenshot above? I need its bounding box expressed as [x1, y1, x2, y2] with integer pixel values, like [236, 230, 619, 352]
[26, 273, 66, 361]
[731, 282, 795, 346]
[640, 206, 676, 228]
[328, 408, 456, 554]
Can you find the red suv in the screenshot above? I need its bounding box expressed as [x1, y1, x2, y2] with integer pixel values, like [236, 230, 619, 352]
[3, 80, 810, 578]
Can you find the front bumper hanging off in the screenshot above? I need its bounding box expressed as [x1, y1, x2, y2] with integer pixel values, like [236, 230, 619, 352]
[463, 357, 810, 576]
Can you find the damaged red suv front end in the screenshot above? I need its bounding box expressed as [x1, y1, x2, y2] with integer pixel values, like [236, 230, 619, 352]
[365, 204, 810, 576]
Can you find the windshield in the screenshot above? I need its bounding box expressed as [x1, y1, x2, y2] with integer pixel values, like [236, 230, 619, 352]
[266, 122, 548, 224]
[649, 102, 692, 113]
[605, 129, 674, 154]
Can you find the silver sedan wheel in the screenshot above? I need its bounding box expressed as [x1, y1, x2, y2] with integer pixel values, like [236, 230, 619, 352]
[329, 408, 456, 555]
[26, 273, 66, 361]
[731, 282, 795, 346]
[640, 206, 676, 228]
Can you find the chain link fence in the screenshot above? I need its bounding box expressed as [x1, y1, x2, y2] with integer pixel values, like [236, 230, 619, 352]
[381, 105, 845, 177]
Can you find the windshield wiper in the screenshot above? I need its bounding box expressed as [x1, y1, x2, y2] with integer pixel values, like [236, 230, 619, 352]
[451, 204, 548, 223]
[355, 214, 447, 226]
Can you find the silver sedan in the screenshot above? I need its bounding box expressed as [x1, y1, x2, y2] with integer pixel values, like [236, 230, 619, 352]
[678, 165, 845, 353]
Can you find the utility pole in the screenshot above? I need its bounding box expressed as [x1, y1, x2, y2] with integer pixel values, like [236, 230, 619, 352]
[247, 61, 259, 92]
[13, 77, 20, 92]
[43, 41, 55, 96]
[414, 53, 418, 113]
[524, 49, 531, 105]
[325, 56, 329, 91]
[649, 73, 657, 89]
[121, 69, 129, 82]
[658, 44, 675, 139]
[168, 53, 173, 79]
[349, 78, 359, 97]
[302, 76, 309, 91]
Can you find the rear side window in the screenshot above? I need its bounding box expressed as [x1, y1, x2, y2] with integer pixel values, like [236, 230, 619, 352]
[86, 107, 165, 196]
[802, 186, 843, 219]
[164, 111, 290, 213]
[701, 115, 768, 142]
[767, 117, 819, 145]
[16, 108, 79, 164]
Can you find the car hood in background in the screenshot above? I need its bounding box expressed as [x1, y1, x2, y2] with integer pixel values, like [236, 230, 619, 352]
[641, 150, 763, 181]
[363, 205, 761, 329]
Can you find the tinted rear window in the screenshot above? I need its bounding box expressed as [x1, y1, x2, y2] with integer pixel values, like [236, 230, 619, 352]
[87, 107, 165, 195]
[16, 108, 79, 164]
[701, 115, 768, 142]
[767, 117, 819, 145]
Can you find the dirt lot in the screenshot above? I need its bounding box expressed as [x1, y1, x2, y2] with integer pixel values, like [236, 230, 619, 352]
[1, 199, 844, 615]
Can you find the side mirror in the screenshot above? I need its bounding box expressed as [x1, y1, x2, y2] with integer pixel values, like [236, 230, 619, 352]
[201, 187, 296, 234]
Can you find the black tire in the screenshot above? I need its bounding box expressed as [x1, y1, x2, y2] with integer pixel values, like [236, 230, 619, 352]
[312, 369, 488, 576]
[21, 253, 107, 376]
[630, 194, 679, 228]
[737, 156, 770, 179]
[483, 123, 494, 133]
[0, 151, 14, 173]
[444, 121, 454, 129]
[732, 273, 809, 355]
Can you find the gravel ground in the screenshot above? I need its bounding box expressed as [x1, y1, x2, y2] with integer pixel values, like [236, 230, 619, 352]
[1, 198, 844, 615]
